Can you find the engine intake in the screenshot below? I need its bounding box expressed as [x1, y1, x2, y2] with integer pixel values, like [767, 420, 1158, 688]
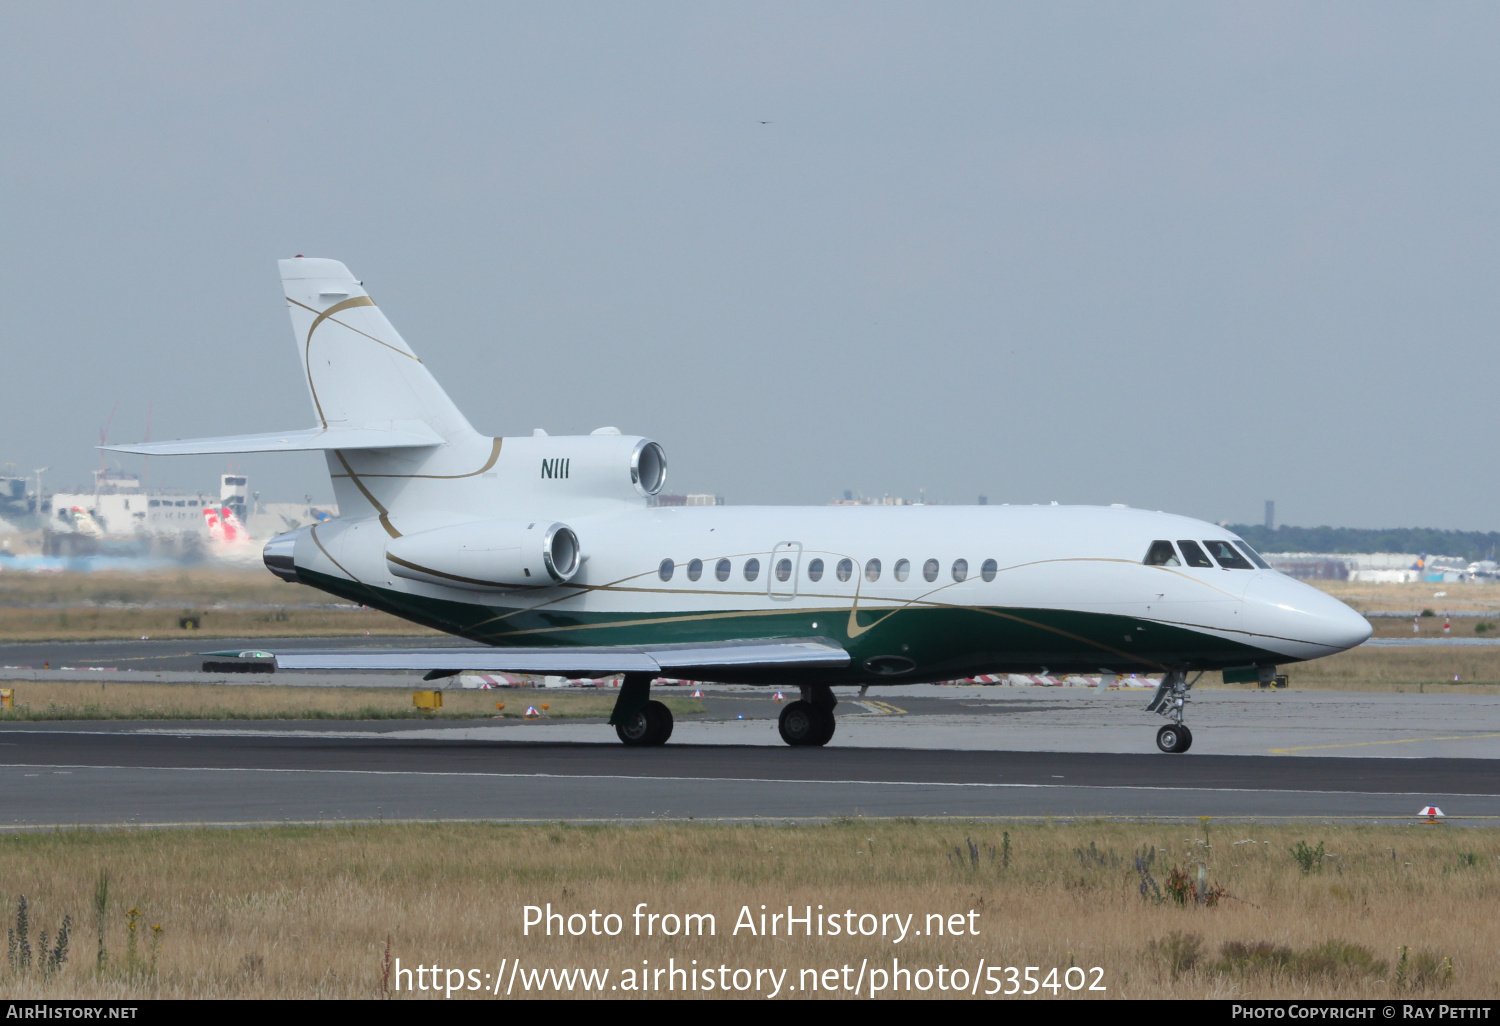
[631, 439, 666, 496]
[385, 519, 580, 590]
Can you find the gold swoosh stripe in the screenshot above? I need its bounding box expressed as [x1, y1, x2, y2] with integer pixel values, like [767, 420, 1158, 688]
[310, 523, 358, 582]
[304, 294, 377, 348]
[330, 437, 503, 480]
[294, 296, 372, 426]
[331, 450, 400, 538]
[386, 552, 533, 590]
[287, 294, 418, 428]
[289, 296, 418, 361]
[488, 604, 834, 639]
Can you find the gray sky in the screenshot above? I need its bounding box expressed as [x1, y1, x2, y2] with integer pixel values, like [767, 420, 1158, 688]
[2, 3, 1497, 528]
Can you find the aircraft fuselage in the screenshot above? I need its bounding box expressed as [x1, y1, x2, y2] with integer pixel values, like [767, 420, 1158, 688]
[285, 501, 1371, 686]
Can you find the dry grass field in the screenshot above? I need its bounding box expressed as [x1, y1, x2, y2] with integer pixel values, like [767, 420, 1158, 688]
[0, 567, 433, 640]
[1228, 646, 1500, 694]
[1311, 580, 1500, 620]
[0, 682, 704, 721]
[0, 820, 1491, 1000]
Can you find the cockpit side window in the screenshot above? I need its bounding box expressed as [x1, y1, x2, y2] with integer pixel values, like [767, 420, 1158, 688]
[1205, 540, 1254, 569]
[1177, 540, 1213, 568]
[1143, 540, 1181, 567]
[1233, 541, 1271, 570]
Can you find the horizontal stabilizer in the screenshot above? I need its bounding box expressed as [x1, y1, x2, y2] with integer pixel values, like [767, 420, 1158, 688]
[273, 638, 850, 677]
[102, 423, 445, 456]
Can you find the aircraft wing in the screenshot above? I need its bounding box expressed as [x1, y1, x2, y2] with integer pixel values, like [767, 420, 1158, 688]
[274, 638, 850, 676]
[102, 423, 444, 456]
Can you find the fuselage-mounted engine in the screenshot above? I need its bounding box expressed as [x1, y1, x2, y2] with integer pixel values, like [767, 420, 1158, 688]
[385, 519, 580, 590]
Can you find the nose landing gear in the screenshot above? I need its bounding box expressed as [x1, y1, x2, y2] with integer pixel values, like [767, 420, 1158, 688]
[1156, 722, 1192, 754]
[1146, 670, 1201, 754]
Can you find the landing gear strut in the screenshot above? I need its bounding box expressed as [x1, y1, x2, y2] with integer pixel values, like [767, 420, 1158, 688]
[1146, 670, 1200, 754]
[778, 684, 837, 747]
[611, 673, 674, 747]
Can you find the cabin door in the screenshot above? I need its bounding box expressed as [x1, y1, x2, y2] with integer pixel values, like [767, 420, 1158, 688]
[767, 541, 802, 601]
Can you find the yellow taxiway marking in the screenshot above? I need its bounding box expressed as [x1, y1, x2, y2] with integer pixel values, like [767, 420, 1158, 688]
[855, 700, 907, 716]
[1270, 732, 1500, 754]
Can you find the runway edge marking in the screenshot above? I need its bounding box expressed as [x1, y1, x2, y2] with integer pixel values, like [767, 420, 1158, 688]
[2, 763, 1499, 800]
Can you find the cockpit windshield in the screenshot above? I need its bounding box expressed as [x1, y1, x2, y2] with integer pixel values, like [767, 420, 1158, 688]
[1232, 541, 1271, 569]
[1177, 540, 1213, 568]
[1204, 540, 1254, 569]
[1143, 540, 1180, 567]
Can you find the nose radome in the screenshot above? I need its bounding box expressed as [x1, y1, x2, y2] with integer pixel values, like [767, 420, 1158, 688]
[1242, 572, 1372, 656]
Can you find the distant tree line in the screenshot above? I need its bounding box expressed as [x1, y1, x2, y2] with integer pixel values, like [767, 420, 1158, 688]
[1230, 525, 1500, 563]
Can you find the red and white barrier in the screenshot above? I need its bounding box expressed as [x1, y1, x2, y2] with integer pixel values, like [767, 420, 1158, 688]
[949, 673, 1158, 688]
[458, 673, 525, 689]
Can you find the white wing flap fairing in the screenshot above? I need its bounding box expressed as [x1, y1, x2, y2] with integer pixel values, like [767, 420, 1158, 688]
[274, 638, 850, 676]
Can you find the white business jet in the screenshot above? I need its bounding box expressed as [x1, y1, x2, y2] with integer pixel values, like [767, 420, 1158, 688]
[108, 258, 1371, 753]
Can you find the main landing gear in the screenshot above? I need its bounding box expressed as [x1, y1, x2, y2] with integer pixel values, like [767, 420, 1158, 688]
[610, 673, 674, 747]
[1145, 670, 1200, 754]
[778, 684, 837, 747]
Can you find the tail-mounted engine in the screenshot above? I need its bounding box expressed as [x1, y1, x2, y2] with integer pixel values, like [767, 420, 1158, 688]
[493, 434, 666, 503]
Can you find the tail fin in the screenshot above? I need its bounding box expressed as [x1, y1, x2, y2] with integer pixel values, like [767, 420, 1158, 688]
[279, 258, 475, 442]
[101, 258, 490, 530]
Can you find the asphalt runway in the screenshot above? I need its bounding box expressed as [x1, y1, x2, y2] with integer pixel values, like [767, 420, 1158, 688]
[3, 636, 1499, 827]
[2, 726, 1497, 828]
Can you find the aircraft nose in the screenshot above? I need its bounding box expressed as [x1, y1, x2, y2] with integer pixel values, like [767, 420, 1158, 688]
[1242, 572, 1372, 655]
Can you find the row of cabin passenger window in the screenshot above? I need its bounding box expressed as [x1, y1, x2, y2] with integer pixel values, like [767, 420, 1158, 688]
[658, 556, 1001, 584]
[1143, 539, 1270, 570]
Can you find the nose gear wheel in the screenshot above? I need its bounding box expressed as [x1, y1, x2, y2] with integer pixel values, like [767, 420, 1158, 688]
[1156, 723, 1193, 754]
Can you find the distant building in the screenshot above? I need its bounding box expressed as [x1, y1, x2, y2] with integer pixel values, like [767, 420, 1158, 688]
[47, 469, 336, 556]
[1267, 555, 1349, 581]
[1264, 551, 1487, 583]
[830, 493, 909, 506]
[51, 467, 212, 544]
[0, 475, 35, 523]
[649, 494, 725, 508]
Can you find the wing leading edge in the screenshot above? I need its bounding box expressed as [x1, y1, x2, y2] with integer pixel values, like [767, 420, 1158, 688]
[273, 638, 850, 677]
